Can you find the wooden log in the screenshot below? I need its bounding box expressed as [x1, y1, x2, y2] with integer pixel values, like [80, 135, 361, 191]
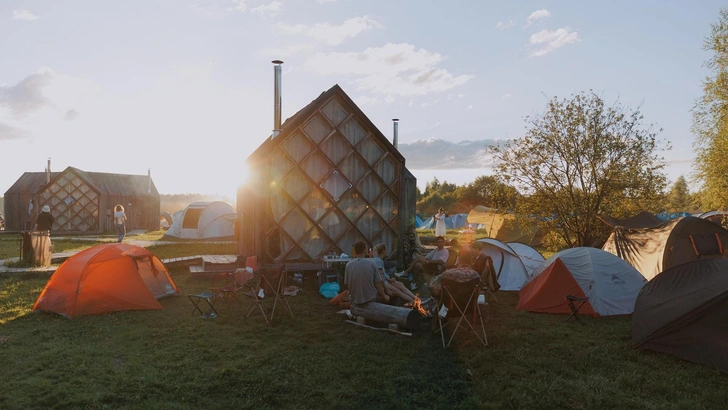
[345, 320, 412, 336]
[350, 302, 422, 330]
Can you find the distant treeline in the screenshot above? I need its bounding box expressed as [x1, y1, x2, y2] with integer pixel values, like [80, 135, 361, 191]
[161, 194, 234, 215]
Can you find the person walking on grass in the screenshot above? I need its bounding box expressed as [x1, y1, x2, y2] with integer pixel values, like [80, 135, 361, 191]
[114, 204, 127, 243]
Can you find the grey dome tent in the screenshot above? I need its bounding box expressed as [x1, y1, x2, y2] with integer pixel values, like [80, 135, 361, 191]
[632, 258, 728, 373]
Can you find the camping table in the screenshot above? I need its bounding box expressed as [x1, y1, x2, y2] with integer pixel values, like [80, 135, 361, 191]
[188, 292, 219, 318]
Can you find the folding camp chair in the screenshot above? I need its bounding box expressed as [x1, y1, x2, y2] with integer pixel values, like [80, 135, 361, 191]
[434, 277, 488, 348]
[211, 272, 237, 303]
[565, 294, 589, 324]
[478, 256, 500, 305]
[260, 264, 294, 322]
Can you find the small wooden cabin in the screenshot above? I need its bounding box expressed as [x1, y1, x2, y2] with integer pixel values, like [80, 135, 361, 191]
[238, 84, 417, 266]
[3, 166, 160, 233]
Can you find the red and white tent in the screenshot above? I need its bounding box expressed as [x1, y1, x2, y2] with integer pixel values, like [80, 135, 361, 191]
[517, 247, 647, 316]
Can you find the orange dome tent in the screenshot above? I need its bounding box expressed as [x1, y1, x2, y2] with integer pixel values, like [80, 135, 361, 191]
[33, 244, 179, 318]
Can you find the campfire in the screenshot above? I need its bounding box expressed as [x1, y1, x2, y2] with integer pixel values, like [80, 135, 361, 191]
[409, 295, 429, 316]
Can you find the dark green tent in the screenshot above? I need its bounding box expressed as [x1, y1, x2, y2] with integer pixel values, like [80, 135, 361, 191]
[632, 259, 728, 373]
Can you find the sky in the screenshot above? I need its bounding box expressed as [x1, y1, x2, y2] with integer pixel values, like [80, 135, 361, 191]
[0, 0, 724, 200]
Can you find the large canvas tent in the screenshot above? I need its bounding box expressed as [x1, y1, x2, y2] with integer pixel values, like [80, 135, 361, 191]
[163, 201, 236, 240]
[518, 247, 647, 316]
[466, 206, 538, 244]
[33, 244, 178, 318]
[632, 259, 728, 373]
[474, 238, 530, 291]
[602, 216, 728, 280]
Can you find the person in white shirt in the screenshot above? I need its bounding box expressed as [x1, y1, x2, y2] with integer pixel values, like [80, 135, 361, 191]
[114, 204, 127, 243]
[395, 236, 450, 291]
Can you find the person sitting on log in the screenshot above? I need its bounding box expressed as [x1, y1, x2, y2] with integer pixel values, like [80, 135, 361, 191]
[373, 243, 418, 305]
[344, 240, 390, 306]
[395, 236, 450, 291]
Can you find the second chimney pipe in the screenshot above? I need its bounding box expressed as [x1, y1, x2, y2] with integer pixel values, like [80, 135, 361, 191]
[46, 158, 51, 183]
[272, 60, 284, 139]
[147, 168, 152, 194]
[392, 119, 399, 149]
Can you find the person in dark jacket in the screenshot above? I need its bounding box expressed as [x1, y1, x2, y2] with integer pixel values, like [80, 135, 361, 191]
[35, 205, 55, 233]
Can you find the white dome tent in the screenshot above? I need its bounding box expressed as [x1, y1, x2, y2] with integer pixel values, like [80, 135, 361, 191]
[506, 242, 545, 277]
[474, 238, 529, 291]
[163, 201, 236, 240]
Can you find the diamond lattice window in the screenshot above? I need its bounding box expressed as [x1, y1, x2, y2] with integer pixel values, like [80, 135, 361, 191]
[303, 114, 334, 145]
[322, 99, 349, 126]
[282, 132, 314, 163]
[320, 170, 351, 201]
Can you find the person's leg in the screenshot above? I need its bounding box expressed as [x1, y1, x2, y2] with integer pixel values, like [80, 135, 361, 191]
[116, 224, 125, 243]
[392, 281, 417, 300]
[384, 281, 414, 303]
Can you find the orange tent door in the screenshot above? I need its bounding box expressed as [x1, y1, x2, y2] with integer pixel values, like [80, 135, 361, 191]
[517, 258, 596, 316]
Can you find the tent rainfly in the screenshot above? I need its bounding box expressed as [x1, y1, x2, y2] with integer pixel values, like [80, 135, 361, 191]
[518, 247, 647, 316]
[33, 244, 178, 318]
[602, 216, 728, 280]
[466, 206, 539, 244]
[474, 238, 530, 291]
[163, 201, 236, 240]
[632, 259, 728, 373]
[506, 242, 545, 277]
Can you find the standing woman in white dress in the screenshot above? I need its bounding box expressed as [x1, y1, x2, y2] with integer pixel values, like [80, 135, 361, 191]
[434, 207, 447, 237]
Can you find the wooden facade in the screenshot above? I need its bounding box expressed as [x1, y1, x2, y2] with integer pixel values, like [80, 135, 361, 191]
[238, 85, 417, 267]
[3, 167, 160, 233]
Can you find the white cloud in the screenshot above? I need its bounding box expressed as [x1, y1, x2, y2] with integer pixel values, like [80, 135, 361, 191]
[398, 138, 501, 170]
[466, 105, 473, 110]
[501, 93, 511, 99]
[12, 9, 39, 21]
[318, 0, 339, 3]
[447, 93, 465, 100]
[529, 27, 580, 57]
[189, 0, 246, 15]
[64, 109, 79, 121]
[278, 16, 383, 46]
[524, 9, 551, 27]
[495, 19, 515, 30]
[408, 100, 413, 107]
[303, 43, 474, 97]
[434, 122, 441, 127]
[0, 122, 29, 140]
[252, 1, 282, 16]
[231, 0, 247, 12]
[0, 69, 54, 118]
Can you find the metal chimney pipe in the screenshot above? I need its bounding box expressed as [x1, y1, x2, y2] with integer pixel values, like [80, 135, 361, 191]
[272, 60, 284, 139]
[147, 168, 152, 194]
[392, 119, 399, 149]
[46, 158, 51, 183]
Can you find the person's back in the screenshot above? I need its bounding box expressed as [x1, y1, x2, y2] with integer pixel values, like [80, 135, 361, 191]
[344, 258, 380, 305]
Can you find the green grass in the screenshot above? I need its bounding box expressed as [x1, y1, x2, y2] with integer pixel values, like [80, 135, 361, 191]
[1, 242, 727, 409]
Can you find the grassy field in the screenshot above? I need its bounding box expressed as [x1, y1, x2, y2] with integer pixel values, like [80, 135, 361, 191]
[1, 242, 727, 409]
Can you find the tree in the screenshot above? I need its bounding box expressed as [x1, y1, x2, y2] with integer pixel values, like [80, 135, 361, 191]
[454, 175, 520, 210]
[491, 91, 669, 248]
[692, 8, 728, 210]
[665, 175, 691, 213]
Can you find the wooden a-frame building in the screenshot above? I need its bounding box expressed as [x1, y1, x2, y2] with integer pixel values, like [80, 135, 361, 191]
[237, 84, 417, 266]
[4, 166, 159, 233]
